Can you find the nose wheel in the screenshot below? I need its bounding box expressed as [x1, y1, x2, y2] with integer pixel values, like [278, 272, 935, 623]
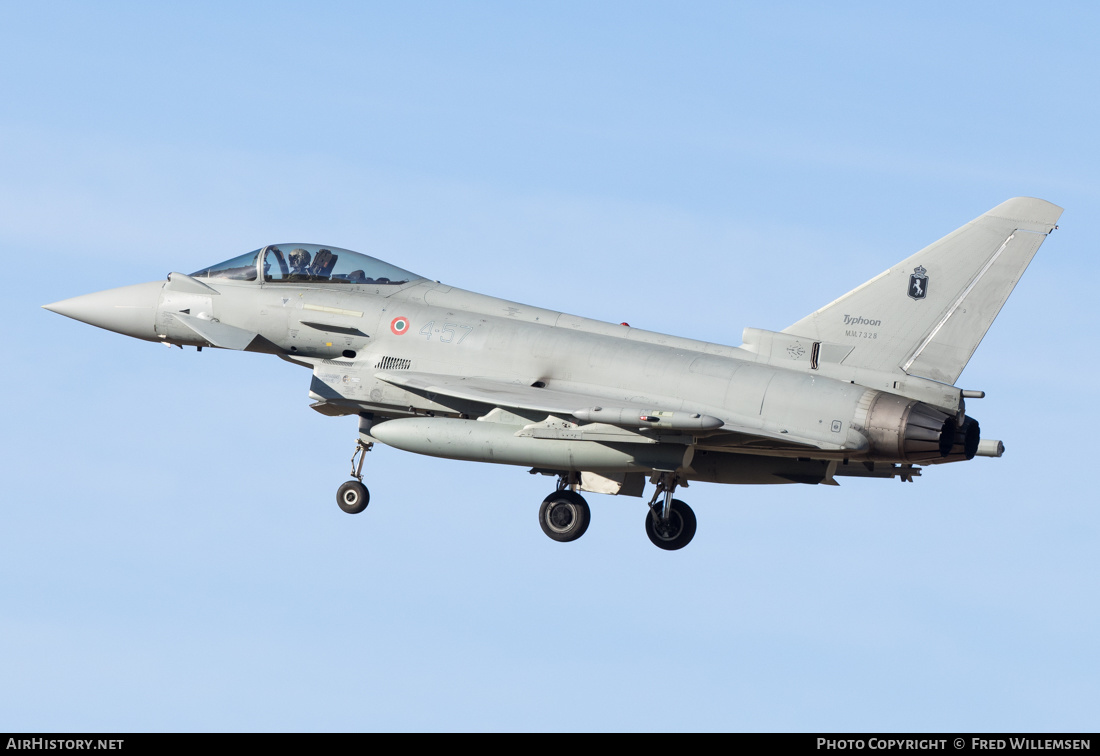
[337, 479, 370, 514]
[337, 435, 372, 515]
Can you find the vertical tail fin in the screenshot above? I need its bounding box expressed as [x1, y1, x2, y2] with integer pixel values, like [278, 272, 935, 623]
[783, 197, 1062, 385]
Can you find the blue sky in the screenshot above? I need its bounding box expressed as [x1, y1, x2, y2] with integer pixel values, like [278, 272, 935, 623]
[2, 2, 1098, 731]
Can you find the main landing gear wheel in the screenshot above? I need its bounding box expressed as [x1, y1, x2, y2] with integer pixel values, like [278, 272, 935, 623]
[645, 499, 696, 551]
[337, 480, 370, 514]
[539, 490, 591, 543]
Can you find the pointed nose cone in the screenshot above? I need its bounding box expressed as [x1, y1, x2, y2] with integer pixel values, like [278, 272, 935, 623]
[43, 281, 164, 342]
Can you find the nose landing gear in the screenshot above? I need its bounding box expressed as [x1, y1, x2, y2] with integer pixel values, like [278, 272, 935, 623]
[337, 478, 369, 514]
[337, 436, 372, 515]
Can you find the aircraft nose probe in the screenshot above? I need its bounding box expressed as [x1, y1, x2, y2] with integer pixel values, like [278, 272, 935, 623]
[43, 281, 164, 342]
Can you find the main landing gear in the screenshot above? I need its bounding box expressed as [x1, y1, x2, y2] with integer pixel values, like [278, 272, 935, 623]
[643, 473, 696, 551]
[539, 475, 591, 543]
[336, 438, 372, 515]
[536, 471, 697, 550]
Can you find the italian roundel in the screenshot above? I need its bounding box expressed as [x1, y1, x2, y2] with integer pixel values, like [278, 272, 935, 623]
[390, 316, 410, 335]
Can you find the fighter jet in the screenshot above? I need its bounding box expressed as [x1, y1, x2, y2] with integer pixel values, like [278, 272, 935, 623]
[43, 197, 1061, 550]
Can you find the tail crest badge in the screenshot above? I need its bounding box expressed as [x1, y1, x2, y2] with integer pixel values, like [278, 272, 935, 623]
[908, 265, 929, 300]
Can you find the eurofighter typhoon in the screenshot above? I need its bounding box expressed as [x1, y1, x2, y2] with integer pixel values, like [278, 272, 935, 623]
[44, 198, 1061, 550]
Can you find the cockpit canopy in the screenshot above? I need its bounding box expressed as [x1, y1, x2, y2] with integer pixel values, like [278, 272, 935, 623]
[190, 244, 422, 286]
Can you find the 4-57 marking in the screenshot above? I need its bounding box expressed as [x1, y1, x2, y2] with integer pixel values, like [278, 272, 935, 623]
[419, 321, 473, 344]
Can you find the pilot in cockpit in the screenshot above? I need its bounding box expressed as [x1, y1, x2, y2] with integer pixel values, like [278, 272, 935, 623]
[288, 248, 312, 280]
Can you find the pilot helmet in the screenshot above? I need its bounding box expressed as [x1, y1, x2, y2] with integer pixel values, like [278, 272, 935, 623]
[289, 248, 311, 269]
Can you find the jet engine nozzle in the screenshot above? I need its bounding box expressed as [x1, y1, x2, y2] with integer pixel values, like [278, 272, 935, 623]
[939, 416, 981, 463]
[861, 392, 956, 463]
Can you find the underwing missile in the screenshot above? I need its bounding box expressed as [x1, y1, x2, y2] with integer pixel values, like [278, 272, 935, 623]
[571, 407, 724, 430]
